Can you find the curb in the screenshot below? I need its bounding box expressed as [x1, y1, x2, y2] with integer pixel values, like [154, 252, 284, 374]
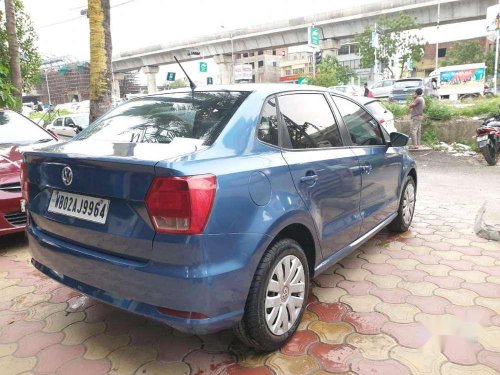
[475, 200, 500, 242]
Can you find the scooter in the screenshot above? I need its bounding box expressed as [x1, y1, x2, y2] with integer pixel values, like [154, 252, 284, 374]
[477, 114, 500, 166]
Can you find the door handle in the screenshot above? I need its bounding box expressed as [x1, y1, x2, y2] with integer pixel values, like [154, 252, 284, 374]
[300, 173, 318, 186]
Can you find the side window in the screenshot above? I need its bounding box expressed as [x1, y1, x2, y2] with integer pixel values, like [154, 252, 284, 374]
[373, 82, 382, 89]
[54, 118, 63, 127]
[278, 93, 343, 149]
[257, 97, 279, 146]
[333, 96, 385, 146]
[65, 117, 76, 126]
[384, 80, 393, 87]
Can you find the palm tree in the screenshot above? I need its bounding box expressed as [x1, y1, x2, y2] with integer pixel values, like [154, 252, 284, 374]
[4, 0, 22, 110]
[88, 0, 112, 122]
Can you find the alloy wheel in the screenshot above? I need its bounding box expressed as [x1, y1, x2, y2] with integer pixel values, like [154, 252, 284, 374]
[402, 183, 415, 226]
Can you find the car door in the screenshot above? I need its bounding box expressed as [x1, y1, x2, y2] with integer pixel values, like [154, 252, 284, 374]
[371, 81, 383, 97]
[64, 117, 77, 137]
[51, 117, 64, 136]
[278, 92, 362, 259]
[332, 95, 403, 236]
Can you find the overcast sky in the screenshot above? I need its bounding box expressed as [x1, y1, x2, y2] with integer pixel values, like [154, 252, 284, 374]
[17, 0, 490, 84]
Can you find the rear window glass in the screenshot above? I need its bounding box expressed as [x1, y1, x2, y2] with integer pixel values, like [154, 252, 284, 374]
[364, 101, 387, 117]
[0, 110, 52, 146]
[394, 80, 422, 89]
[77, 91, 249, 145]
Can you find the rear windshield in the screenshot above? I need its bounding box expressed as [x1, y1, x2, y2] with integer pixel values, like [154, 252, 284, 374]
[0, 110, 52, 146]
[73, 115, 90, 127]
[77, 91, 250, 145]
[394, 80, 422, 89]
[364, 101, 387, 117]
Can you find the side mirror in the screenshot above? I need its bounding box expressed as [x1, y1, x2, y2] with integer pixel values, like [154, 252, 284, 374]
[390, 132, 409, 147]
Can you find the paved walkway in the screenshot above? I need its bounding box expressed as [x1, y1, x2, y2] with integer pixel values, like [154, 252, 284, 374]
[1, 153, 499, 374]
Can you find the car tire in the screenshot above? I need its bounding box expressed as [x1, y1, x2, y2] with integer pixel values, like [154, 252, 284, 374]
[233, 238, 310, 351]
[387, 176, 416, 233]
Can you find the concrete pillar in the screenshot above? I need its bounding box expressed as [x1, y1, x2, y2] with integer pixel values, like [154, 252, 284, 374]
[112, 72, 125, 98]
[213, 54, 233, 85]
[319, 39, 340, 58]
[142, 66, 159, 94]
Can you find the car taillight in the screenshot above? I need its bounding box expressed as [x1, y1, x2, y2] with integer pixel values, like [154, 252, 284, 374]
[379, 118, 386, 124]
[20, 161, 29, 202]
[145, 175, 216, 234]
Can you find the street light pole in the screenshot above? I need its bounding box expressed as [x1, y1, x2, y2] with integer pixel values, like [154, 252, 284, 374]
[434, 0, 441, 71]
[44, 69, 52, 107]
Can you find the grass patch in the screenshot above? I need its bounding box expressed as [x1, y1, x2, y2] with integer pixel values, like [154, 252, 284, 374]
[456, 96, 500, 117]
[29, 109, 73, 126]
[381, 100, 408, 119]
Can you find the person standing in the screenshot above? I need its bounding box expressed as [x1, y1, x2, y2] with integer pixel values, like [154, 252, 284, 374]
[409, 88, 425, 148]
[364, 83, 369, 97]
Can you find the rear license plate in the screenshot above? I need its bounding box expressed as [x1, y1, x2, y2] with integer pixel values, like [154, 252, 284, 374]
[48, 190, 110, 224]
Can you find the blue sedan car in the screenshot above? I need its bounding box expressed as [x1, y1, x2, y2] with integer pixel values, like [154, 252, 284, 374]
[23, 84, 416, 351]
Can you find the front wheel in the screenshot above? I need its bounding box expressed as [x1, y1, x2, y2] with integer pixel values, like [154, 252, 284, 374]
[233, 239, 309, 351]
[481, 141, 498, 166]
[388, 176, 416, 233]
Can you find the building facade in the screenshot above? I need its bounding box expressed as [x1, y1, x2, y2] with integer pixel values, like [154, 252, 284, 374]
[233, 48, 287, 83]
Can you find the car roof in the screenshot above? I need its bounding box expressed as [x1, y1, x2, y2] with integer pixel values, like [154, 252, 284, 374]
[143, 83, 336, 99]
[395, 78, 423, 82]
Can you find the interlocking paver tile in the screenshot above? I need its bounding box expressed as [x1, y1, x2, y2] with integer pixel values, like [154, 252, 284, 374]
[365, 274, 402, 289]
[345, 333, 397, 360]
[449, 245, 482, 256]
[0, 355, 36, 374]
[0, 285, 35, 304]
[392, 269, 429, 282]
[225, 364, 274, 374]
[474, 265, 500, 277]
[83, 333, 130, 360]
[14, 331, 63, 357]
[56, 357, 111, 375]
[350, 358, 411, 375]
[62, 321, 106, 345]
[338, 257, 367, 269]
[267, 352, 319, 375]
[362, 262, 397, 275]
[0, 319, 44, 344]
[0, 343, 16, 357]
[470, 242, 500, 251]
[441, 362, 499, 375]
[431, 250, 464, 261]
[34, 343, 85, 374]
[386, 258, 420, 270]
[477, 325, 500, 352]
[397, 281, 438, 296]
[441, 334, 482, 365]
[358, 252, 390, 264]
[462, 282, 500, 298]
[315, 273, 344, 288]
[307, 303, 349, 323]
[342, 311, 388, 334]
[281, 330, 318, 356]
[10, 292, 50, 311]
[381, 321, 431, 348]
[375, 303, 420, 324]
[434, 288, 479, 307]
[339, 295, 382, 313]
[406, 295, 451, 315]
[440, 259, 475, 271]
[462, 255, 497, 267]
[312, 286, 346, 303]
[390, 339, 447, 375]
[335, 268, 371, 282]
[309, 321, 354, 344]
[424, 275, 464, 289]
[476, 297, 500, 314]
[43, 310, 85, 333]
[0, 273, 20, 290]
[446, 305, 496, 325]
[308, 342, 359, 373]
[25, 301, 67, 321]
[107, 345, 159, 374]
[449, 270, 488, 283]
[369, 287, 410, 303]
[298, 310, 319, 330]
[337, 280, 374, 295]
[478, 350, 500, 373]
[417, 264, 452, 277]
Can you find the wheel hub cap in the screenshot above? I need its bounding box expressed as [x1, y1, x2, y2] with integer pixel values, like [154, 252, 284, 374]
[265, 255, 305, 336]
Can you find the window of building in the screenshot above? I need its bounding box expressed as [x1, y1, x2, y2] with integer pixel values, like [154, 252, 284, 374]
[249, 52, 254, 57]
[258, 50, 263, 55]
[285, 69, 292, 75]
[243, 53, 248, 58]
[438, 48, 447, 58]
[278, 93, 343, 149]
[332, 96, 385, 146]
[292, 68, 305, 74]
[257, 97, 279, 146]
[338, 45, 350, 55]
[272, 61, 277, 67]
[309, 66, 313, 73]
[272, 50, 277, 55]
[258, 60, 264, 68]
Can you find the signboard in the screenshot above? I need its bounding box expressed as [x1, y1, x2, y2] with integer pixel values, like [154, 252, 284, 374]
[434, 64, 486, 96]
[234, 64, 253, 81]
[308, 26, 320, 47]
[297, 77, 308, 84]
[199, 61, 208, 73]
[207, 77, 213, 85]
[371, 31, 379, 48]
[166, 72, 176, 81]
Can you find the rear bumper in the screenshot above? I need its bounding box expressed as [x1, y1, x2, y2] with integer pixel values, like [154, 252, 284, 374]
[27, 224, 270, 334]
[0, 195, 26, 235]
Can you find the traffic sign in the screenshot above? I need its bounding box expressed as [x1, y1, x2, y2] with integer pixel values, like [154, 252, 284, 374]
[207, 77, 213, 85]
[199, 61, 208, 73]
[308, 26, 320, 47]
[297, 77, 308, 84]
[166, 72, 176, 81]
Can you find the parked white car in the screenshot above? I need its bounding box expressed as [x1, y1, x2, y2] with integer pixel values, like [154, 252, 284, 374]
[369, 79, 396, 98]
[358, 97, 397, 134]
[46, 114, 90, 138]
[329, 85, 364, 96]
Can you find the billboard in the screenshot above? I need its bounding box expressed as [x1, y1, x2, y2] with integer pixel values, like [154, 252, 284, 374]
[234, 64, 253, 81]
[439, 67, 485, 87]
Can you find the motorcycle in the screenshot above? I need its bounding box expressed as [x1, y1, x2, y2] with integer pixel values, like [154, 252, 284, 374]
[477, 114, 500, 166]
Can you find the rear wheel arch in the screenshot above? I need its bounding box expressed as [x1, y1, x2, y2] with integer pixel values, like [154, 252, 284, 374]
[407, 168, 417, 189]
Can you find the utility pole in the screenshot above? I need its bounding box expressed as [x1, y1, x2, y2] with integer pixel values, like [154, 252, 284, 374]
[4, 0, 22, 110]
[495, 25, 499, 94]
[434, 0, 441, 71]
[44, 69, 52, 107]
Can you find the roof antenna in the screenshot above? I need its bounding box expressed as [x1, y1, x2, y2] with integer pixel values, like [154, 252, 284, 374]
[174, 56, 197, 91]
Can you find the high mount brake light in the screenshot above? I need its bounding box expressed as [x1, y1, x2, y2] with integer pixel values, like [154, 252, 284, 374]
[145, 175, 216, 234]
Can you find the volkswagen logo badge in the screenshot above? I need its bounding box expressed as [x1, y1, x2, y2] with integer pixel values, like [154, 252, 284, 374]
[61, 166, 73, 186]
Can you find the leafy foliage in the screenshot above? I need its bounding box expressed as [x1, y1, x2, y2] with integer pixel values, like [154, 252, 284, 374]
[169, 79, 188, 89]
[381, 100, 408, 119]
[444, 41, 485, 66]
[0, 0, 42, 91]
[308, 56, 356, 87]
[355, 12, 424, 77]
[0, 65, 17, 108]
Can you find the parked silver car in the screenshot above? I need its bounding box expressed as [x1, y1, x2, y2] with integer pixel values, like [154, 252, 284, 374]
[46, 114, 90, 138]
[370, 79, 395, 98]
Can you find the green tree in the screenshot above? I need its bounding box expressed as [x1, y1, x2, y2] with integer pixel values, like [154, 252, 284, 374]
[0, 0, 41, 94]
[486, 50, 497, 79]
[169, 79, 187, 89]
[444, 41, 485, 66]
[308, 56, 356, 87]
[355, 12, 424, 77]
[0, 64, 16, 108]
